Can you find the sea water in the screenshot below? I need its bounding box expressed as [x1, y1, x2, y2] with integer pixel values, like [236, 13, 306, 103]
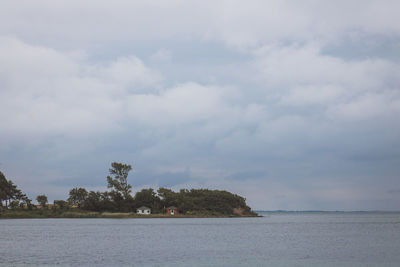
[1, 212, 400, 266]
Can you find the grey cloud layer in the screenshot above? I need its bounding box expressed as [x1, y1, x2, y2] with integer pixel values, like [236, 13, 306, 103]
[1, 1, 399, 210]
[2, 1, 399, 47]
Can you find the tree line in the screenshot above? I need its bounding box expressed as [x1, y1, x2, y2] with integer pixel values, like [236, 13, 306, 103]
[1, 162, 255, 216]
[0, 171, 32, 209]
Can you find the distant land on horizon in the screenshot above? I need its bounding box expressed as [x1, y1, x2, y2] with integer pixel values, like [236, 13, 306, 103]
[256, 210, 400, 213]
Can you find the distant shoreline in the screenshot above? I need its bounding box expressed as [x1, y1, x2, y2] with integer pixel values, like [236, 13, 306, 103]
[0, 210, 261, 219]
[255, 210, 400, 213]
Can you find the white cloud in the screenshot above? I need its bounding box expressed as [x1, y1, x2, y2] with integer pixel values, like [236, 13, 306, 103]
[1, 1, 400, 209]
[150, 49, 172, 62]
[125, 83, 228, 126]
[253, 43, 395, 89]
[250, 44, 400, 125]
[95, 56, 162, 92]
[280, 85, 345, 106]
[328, 91, 400, 121]
[1, 1, 400, 49]
[0, 37, 160, 143]
[210, 0, 400, 47]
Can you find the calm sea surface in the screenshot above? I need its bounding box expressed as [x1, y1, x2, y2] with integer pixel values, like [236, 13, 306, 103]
[1, 212, 400, 266]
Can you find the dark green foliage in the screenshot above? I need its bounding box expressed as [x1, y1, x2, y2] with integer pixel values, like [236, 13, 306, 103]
[0, 171, 31, 209]
[54, 200, 68, 210]
[162, 189, 254, 215]
[0, 171, 8, 206]
[68, 187, 88, 208]
[83, 191, 116, 212]
[107, 162, 132, 200]
[134, 188, 161, 213]
[1, 165, 256, 217]
[83, 191, 102, 211]
[9, 200, 20, 210]
[36, 195, 48, 207]
[157, 187, 178, 208]
[80, 185, 254, 216]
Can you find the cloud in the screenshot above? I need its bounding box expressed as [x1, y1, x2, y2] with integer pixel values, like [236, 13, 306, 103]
[125, 83, 226, 126]
[2, 1, 400, 50]
[210, 0, 400, 47]
[1, 1, 400, 210]
[150, 49, 172, 62]
[0, 37, 160, 144]
[251, 43, 400, 124]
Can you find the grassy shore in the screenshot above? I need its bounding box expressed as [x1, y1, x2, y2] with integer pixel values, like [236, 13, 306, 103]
[0, 209, 260, 219]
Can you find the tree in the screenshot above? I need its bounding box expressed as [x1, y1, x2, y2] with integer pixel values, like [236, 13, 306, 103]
[68, 187, 88, 208]
[22, 197, 33, 210]
[157, 187, 178, 209]
[9, 200, 20, 210]
[83, 191, 103, 211]
[0, 171, 26, 208]
[36, 195, 48, 208]
[0, 171, 8, 207]
[156, 188, 255, 215]
[135, 188, 161, 212]
[54, 200, 68, 210]
[107, 162, 132, 200]
[83, 191, 115, 212]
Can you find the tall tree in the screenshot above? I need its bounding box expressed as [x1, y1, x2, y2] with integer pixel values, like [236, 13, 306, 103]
[68, 187, 88, 208]
[36, 194, 48, 208]
[0, 171, 8, 207]
[0, 171, 26, 208]
[107, 162, 132, 200]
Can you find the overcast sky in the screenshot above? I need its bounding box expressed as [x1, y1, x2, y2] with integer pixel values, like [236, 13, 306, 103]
[1, 0, 400, 210]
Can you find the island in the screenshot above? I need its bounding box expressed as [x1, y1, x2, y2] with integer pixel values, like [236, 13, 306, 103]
[0, 162, 258, 218]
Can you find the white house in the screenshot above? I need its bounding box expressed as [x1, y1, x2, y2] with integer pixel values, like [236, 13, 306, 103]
[136, 206, 151, 215]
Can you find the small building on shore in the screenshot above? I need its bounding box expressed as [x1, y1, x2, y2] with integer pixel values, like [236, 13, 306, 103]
[136, 206, 151, 215]
[167, 206, 178, 215]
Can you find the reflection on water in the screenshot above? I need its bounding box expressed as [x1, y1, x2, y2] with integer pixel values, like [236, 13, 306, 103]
[1, 212, 400, 266]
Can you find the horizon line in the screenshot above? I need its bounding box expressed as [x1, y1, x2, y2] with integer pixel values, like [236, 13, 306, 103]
[254, 210, 400, 213]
